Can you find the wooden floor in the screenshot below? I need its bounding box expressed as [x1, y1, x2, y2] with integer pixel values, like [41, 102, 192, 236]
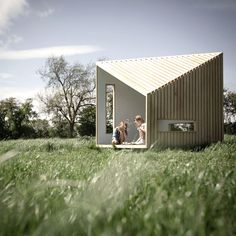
[97, 144, 147, 149]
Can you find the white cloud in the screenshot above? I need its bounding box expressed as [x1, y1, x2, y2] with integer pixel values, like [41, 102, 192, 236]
[0, 34, 23, 49]
[0, 73, 13, 80]
[0, 86, 41, 100]
[0, 45, 102, 60]
[0, 86, 45, 114]
[0, 0, 28, 34]
[37, 8, 55, 18]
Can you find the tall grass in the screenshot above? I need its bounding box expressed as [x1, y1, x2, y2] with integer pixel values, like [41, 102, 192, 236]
[0, 136, 235, 236]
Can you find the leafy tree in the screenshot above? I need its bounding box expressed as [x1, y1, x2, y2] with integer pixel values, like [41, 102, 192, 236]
[50, 114, 71, 138]
[0, 110, 8, 139]
[77, 105, 96, 136]
[223, 89, 236, 135]
[38, 56, 95, 138]
[0, 98, 37, 139]
[224, 89, 236, 122]
[31, 119, 50, 138]
[224, 122, 236, 135]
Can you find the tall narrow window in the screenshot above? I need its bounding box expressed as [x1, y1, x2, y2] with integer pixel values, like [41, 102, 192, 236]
[105, 85, 114, 133]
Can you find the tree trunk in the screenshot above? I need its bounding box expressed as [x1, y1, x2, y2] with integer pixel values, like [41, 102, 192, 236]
[69, 122, 75, 138]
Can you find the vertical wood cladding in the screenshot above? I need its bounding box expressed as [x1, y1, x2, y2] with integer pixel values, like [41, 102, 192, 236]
[147, 54, 223, 148]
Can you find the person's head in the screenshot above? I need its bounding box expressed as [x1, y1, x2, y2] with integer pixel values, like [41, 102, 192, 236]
[118, 121, 128, 131]
[134, 115, 144, 127]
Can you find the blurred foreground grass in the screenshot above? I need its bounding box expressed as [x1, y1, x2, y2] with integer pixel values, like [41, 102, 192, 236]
[0, 136, 236, 236]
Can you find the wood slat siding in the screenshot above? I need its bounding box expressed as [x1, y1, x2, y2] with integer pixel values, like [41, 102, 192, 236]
[146, 93, 151, 148]
[203, 64, 206, 143]
[155, 91, 158, 144]
[212, 58, 216, 142]
[147, 54, 223, 148]
[220, 54, 224, 140]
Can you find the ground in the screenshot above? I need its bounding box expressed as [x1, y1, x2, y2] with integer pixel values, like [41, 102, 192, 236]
[0, 136, 235, 236]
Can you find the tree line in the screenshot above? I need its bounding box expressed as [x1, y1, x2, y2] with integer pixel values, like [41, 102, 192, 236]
[0, 56, 236, 140]
[0, 97, 95, 139]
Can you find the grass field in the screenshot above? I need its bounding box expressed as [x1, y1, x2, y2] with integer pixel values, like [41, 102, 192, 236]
[0, 136, 236, 236]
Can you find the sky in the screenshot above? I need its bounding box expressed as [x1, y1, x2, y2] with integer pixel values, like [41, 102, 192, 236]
[0, 0, 236, 109]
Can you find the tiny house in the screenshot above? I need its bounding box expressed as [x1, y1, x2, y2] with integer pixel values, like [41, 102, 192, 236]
[96, 52, 224, 148]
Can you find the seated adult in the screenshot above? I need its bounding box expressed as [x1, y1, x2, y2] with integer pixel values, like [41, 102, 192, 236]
[112, 121, 128, 145]
[134, 115, 146, 144]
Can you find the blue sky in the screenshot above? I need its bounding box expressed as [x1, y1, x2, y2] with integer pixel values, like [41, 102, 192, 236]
[0, 0, 235, 107]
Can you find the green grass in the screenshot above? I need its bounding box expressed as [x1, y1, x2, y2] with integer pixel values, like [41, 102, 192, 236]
[0, 136, 235, 236]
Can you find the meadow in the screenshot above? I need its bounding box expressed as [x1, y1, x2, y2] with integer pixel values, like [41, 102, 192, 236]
[0, 136, 235, 236]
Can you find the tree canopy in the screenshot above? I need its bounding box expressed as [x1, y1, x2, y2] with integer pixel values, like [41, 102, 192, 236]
[0, 98, 37, 139]
[38, 56, 95, 137]
[77, 105, 96, 137]
[224, 89, 236, 122]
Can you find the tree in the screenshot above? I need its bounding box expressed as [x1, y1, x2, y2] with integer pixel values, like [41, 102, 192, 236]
[31, 119, 50, 138]
[0, 109, 8, 139]
[38, 56, 95, 138]
[0, 98, 37, 139]
[224, 89, 236, 122]
[223, 89, 236, 135]
[77, 105, 96, 136]
[50, 114, 71, 138]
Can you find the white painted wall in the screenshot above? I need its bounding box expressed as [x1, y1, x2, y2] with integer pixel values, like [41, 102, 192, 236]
[97, 67, 146, 144]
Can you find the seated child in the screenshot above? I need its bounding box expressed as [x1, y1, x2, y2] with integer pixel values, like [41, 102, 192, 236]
[112, 121, 128, 145]
[134, 115, 146, 144]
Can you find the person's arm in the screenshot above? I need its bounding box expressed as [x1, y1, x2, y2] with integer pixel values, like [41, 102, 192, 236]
[139, 123, 146, 133]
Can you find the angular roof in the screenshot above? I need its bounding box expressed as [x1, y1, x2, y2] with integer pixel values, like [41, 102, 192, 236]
[96, 52, 222, 96]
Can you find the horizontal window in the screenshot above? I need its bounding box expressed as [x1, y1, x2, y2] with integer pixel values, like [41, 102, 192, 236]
[168, 122, 194, 132]
[158, 120, 195, 132]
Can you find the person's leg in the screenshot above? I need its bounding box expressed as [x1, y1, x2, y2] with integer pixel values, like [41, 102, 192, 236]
[135, 138, 144, 144]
